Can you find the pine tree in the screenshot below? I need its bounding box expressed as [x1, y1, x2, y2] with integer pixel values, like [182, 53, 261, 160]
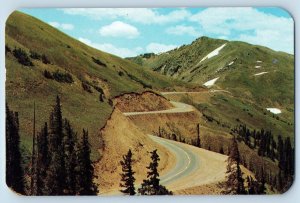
[44, 96, 66, 195]
[63, 119, 78, 195]
[30, 102, 38, 195]
[120, 149, 136, 195]
[6, 103, 25, 194]
[222, 136, 246, 194]
[277, 135, 284, 170]
[138, 150, 172, 195]
[258, 166, 266, 194]
[196, 123, 201, 148]
[36, 122, 49, 195]
[77, 129, 98, 195]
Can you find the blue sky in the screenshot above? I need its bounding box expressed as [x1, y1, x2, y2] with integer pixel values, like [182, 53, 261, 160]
[22, 8, 294, 58]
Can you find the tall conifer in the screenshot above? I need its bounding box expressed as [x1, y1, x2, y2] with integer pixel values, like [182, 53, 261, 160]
[120, 149, 136, 195]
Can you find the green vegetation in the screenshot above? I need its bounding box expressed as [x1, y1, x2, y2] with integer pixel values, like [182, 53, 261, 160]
[13, 47, 33, 66]
[138, 149, 172, 195]
[6, 104, 25, 194]
[129, 36, 294, 115]
[120, 149, 136, 195]
[5, 11, 185, 160]
[26, 96, 98, 195]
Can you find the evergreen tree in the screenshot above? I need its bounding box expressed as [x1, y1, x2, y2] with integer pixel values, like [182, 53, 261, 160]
[222, 136, 246, 194]
[36, 122, 49, 195]
[77, 129, 98, 195]
[63, 119, 78, 195]
[138, 150, 172, 195]
[196, 123, 201, 148]
[30, 102, 38, 195]
[120, 149, 136, 195]
[258, 167, 266, 194]
[6, 104, 25, 194]
[284, 137, 293, 177]
[44, 96, 66, 195]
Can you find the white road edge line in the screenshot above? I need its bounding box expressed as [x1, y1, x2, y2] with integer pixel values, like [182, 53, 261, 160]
[152, 136, 191, 183]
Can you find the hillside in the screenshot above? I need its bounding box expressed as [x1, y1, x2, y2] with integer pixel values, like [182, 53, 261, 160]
[5, 11, 186, 160]
[128, 37, 294, 122]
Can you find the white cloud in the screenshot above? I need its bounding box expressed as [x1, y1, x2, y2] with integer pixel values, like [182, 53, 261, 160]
[166, 25, 201, 37]
[78, 37, 142, 58]
[61, 8, 191, 24]
[48, 21, 74, 30]
[146, 43, 178, 54]
[99, 21, 139, 39]
[190, 8, 294, 53]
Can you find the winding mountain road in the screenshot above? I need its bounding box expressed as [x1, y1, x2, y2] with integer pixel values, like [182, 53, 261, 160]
[123, 101, 195, 116]
[149, 135, 227, 192]
[120, 95, 228, 193]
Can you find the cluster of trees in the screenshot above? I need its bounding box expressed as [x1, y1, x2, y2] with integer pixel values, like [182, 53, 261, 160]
[119, 149, 172, 195]
[12, 47, 34, 66]
[155, 126, 186, 143]
[91, 56, 107, 67]
[233, 124, 294, 192]
[5, 45, 52, 67]
[81, 81, 93, 93]
[233, 125, 278, 160]
[6, 96, 98, 195]
[156, 124, 202, 148]
[30, 51, 51, 64]
[43, 70, 74, 83]
[223, 136, 266, 194]
[277, 135, 294, 192]
[6, 104, 24, 194]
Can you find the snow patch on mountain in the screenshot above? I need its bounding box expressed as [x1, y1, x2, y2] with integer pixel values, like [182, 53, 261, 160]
[254, 72, 268, 76]
[200, 43, 227, 63]
[228, 61, 234, 66]
[266, 108, 281, 114]
[203, 77, 219, 87]
[256, 60, 262, 63]
[255, 66, 261, 69]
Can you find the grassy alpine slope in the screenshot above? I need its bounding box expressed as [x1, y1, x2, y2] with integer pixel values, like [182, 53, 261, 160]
[129, 36, 294, 142]
[5, 11, 185, 160]
[128, 36, 294, 119]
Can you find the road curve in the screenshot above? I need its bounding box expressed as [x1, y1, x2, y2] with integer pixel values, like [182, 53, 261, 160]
[118, 93, 227, 193]
[149, 135, 227, 192]
[149, 135, 199, 186]
[123, 101, 194, 116]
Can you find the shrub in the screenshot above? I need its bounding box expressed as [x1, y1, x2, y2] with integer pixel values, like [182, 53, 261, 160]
[82, 82, 93, 93]
[5, 45, 11, 54]
[99, 93, 104, 102]
[118, 71, 124, 76]
[91, 85, 104, 94]
[91, 57, 107, 67]
[128, 74, 152, 89]
[43, 70, 73, 83]
[52, 70, 73, 83]
[30, 51, 42, 60]
[12, 48, 33, 66]
[43, 70, 53, 79]
[42, 54, 51, 64]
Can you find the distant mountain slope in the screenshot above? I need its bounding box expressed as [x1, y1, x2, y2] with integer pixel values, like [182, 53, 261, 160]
[128, 37, 294, 111]
[5, 11, 184, 159]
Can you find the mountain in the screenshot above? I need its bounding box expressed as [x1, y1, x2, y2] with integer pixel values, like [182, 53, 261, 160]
[5, 11, 186, 159]
[128, 36, 294, 112]
[128, 36, 294, 145]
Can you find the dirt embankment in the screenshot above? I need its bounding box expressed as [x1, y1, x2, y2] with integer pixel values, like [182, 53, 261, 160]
[128, 111, 202, 142]
[114, 91, 173, 112]
[94, 108, 175, 194]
